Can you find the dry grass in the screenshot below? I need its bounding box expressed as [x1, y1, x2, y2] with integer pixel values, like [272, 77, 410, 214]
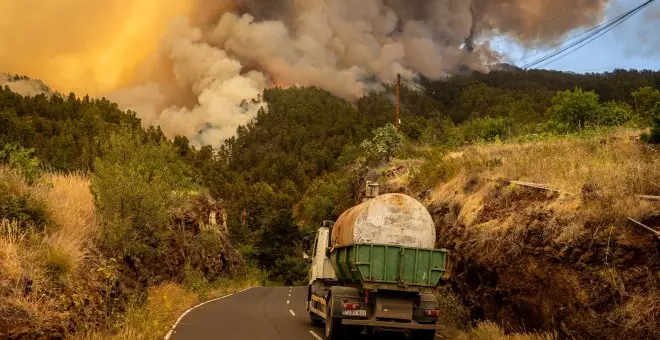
[111, 283, 198, 340]
[40, 172, 97, 239]
[457, 129, 657, 215]
[450, 321, 556, 340]
[0, 169, 99, 336]
[616, 292, 660, 332]
[428, 128, 659, 242]
[81, 277, 261, 340]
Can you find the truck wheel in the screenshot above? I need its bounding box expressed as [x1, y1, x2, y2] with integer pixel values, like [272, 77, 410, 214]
[411, 330, 436, 340]
[324, 298, 344, 340]
[309, 312, 323, 327]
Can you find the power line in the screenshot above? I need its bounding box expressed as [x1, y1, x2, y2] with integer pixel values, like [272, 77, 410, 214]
[394, 1, 658, 100]
[523, 1, 650, 68]
[511, 0, 601, 64]
[523, 0, 655, 69]
[529, 4, 650, 69]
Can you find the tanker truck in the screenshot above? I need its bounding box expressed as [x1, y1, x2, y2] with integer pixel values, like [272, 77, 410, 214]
[306, 185, 449, 339]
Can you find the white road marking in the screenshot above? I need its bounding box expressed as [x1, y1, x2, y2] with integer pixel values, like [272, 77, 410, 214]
[163, 287, 255, 340]
[289, 309, 296, 317]
[309, 330, 323, 340]
[287, 300, 290, 304]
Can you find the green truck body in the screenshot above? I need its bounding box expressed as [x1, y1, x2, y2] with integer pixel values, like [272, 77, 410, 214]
[306, 192, 450, 339]
[329, 244, 449, 292]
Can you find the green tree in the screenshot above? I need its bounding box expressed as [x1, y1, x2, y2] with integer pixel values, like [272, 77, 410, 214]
[360, 123, 405, 164]
[632, 86, 660, 124]
[547, 88, 600, 131]
[295, 171, 358, 228]
[0, 144, 40, 185]
[649, 103, 660, 144]
[90, 128, 196, 280]
[597, 101, 634, 126]
[460, 116, 511, 142]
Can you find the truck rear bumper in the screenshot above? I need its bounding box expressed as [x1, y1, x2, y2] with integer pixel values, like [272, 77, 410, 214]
[342, 319, 440, 330]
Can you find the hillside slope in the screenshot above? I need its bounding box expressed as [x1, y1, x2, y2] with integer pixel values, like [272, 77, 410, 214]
[399, 130, 660, 339]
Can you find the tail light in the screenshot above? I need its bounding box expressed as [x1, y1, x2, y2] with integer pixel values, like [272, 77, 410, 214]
[424, 309, 440, 317]
[343, 302, 361, 310]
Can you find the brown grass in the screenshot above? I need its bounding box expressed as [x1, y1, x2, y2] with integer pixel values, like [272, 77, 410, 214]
[0, 169, 99, 336]
[41, 172, 97, 239]
[428, 128, 659, 243]
[81, 277, 261, 340]
[450, 321, 556, 340]
[616, 293, 660, 332]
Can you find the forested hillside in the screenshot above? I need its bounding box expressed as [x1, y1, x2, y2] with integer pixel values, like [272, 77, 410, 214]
[0, 67, 659, 338]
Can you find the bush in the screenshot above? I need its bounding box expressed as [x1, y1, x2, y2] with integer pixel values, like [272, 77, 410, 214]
[0, 144, 40, 185]
[360, 123, 405, 165]
[90, 128, 196, 281]
[420, 115, 463, 147]
[650, 103, 660, 144]
[295, 170, 359, 228]
[434, 286, 471, 330]
[547, 88, 600, 131]
[631, 86, 660, 124]
[597, 101, 633, 126]
[409, 150, 457, 191]
[0, 166, 49, 230]
[460, 116, 511, 142]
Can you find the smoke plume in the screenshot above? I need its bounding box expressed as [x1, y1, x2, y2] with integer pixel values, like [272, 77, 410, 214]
[1, 0, 614, 147]
[0, 74, 51, 96]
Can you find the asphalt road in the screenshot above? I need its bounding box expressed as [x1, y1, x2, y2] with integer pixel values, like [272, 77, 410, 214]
[167, 286, 422, 340]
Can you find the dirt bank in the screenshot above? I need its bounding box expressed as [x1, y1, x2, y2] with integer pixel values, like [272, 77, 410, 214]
[427, 176, 659, 339]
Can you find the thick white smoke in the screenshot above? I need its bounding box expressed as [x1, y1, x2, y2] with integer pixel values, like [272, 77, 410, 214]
[0, 74, 51, 97]
[109, 0, 613, 147]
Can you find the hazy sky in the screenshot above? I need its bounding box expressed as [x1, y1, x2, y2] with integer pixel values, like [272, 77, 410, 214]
[494, 0, 660, 73]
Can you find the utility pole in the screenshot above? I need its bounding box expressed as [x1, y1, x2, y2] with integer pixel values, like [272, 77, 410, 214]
[395, 73, 400, 131]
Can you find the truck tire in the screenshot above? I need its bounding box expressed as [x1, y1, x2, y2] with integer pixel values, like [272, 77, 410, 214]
[324, 298, 343, 340]
[411, 329, 436, 340]
[309, 311, 323, 327]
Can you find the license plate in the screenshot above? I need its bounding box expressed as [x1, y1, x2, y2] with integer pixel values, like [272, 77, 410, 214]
[343, 309, 367, 317]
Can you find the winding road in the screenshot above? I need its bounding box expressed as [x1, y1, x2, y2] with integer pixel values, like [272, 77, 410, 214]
[166, 286, 437, 340]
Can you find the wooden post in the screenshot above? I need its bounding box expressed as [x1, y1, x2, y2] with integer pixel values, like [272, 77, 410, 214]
[395, 74, 400, 131]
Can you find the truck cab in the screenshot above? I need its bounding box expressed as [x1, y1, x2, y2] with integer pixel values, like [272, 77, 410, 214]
[308, 220, 337, 284]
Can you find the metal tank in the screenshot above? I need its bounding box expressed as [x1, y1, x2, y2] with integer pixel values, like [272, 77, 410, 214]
[330, 193, 436, 249]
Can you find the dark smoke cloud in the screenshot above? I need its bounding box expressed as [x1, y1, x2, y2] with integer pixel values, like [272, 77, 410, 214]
[109, 0, 614, 146]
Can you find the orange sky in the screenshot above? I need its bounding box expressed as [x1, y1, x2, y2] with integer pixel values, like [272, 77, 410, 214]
[0, 0, 195, 95]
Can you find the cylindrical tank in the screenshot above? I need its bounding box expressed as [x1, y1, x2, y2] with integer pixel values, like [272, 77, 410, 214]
[330, 193, 436, 249]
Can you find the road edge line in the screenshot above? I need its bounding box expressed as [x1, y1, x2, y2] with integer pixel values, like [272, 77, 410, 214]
[309, 330, 323, 340]
[163, 286, 255, 340]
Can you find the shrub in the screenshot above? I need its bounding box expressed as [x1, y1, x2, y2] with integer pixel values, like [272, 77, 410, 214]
[631, 86, 660, 124]
[295, 170, 358, 228]
[0, 167, 49, 231]
[650, 103, 660, 144]
[547, 88, 600, 131]
[460, 116, 511, 142]
[90, 128, 196, 281]
[0, 144, 40, 185]
[409, 150, 457, 191]
[419, 115, 463, 147]
[434, 286, 471, 330]
[597, 101, 633, 126]
[360, 123, 405, 165]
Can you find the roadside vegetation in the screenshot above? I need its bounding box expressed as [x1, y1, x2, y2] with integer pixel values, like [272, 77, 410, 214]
[1, 68, 659, 338]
